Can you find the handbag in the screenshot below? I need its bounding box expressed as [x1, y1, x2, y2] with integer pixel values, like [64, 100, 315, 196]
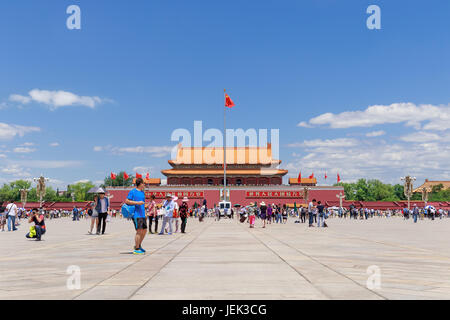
[29, 226, 36, 238]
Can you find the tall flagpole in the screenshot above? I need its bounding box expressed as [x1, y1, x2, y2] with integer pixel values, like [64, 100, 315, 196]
[223, 89, 227, 202]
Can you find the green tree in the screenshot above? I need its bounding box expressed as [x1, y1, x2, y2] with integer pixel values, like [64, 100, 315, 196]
[67, 182, 95, 202]
[103, 172, 134, 188]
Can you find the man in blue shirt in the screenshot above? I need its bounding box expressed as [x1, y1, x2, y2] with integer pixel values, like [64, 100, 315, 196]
[125, 178, 149, 255]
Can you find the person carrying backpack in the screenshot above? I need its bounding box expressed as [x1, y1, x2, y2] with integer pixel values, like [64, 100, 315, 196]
[26, 209, 46, 241]
[125, 178, 149, 255]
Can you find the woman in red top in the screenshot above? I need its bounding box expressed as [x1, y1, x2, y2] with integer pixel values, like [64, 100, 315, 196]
[147, 195, 158, 234]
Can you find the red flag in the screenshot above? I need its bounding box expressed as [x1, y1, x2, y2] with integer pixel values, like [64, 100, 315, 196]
[123, 172, 129, 180]
[337, 174, 341, 183]
[136, 173, 143, 179]
[225, 94, 235, 108]
[110, 172, 116, 180]
[146, 172, 150, 180]
[298, 172, 302, 183]
[309, 173, 314, 179]
[324, 172, 328, 180]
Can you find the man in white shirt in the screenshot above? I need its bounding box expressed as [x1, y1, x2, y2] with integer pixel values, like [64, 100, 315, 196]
[6, 200, 18, 232]
[159, 194, 175, 235]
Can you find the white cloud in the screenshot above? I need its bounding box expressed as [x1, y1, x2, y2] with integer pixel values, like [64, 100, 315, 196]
[366, 130, 386, 137]
[17, 160, 82, 169]
[132, 166, 154, 174]
[9, 89, 108, 110]
[0, 154, 6, 158]
[9, 94, 31, 104]
[285, 137, 450, 184]
[13, 147, 36, 153]
[96, 145, 173, 158]
[116, 146, 173, 157]
[19, 142, 35, 147]
[1, 164, 31, 177]
[400, 132, 442, 143]
[288, 138, 358, 148]
[0, 123, 40, 140]
[299, 102, 450, 130]
[50, 142, 60, 147]
[74, 179, 91, 184]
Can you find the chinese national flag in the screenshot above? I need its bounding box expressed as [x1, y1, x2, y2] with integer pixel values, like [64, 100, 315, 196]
[146, 172, 150, 180]
[136, 173, 143, 179]
[337, 174, 341, 183]
[298, 172, 302, 183]
[110, 172, 116, 180]
[309, 173, 314, 179]
[325, 172, 328, 180]
[225, 94, 235, 108]
[123, 172, 129, 180]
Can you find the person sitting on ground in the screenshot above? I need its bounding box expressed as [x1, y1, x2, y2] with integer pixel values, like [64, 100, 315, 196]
[26, 209, 46, 241]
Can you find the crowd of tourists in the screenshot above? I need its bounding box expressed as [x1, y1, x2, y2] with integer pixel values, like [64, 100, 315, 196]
[2, 179, 449, 250]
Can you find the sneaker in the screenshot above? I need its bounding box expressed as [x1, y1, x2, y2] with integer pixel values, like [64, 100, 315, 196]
[167, 232, 172, 235]
[133, 249, 144, 255]
[139, 247, 146, 253]
[158, 232, 164, 235]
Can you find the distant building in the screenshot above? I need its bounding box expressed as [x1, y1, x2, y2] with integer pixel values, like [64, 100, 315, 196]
[413, 179, 450, 193]
[161, 143, 288, 186]
[288, 178, 318, 187]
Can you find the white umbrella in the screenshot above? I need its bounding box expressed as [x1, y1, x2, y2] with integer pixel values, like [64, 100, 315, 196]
[424, 205, 435, 210]
[87, 187, 105, 194]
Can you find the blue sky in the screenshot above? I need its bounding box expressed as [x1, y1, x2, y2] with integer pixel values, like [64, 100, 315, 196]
[0, 0, 449, 189]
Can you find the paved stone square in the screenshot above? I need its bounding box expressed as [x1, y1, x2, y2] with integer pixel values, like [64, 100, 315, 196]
[1, 216, 450, 300]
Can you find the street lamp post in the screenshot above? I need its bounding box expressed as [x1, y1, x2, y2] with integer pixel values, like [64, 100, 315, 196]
[20, 189, 29, 209]
[33, 175, 49, 209]
[303, 187, 310, 205]
[401, 176, 416, 211]
[336, 192, 345, 208]
[421, 187, 428, 206]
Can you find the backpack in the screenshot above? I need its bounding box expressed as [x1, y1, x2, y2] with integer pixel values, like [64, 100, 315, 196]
[121, 204, 135, 219]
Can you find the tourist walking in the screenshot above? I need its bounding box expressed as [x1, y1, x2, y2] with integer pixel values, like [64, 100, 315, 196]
[308, 199, 316, 227]
[248, 203, 257, 228]
[275, 205, 282, 223]
[147, 195, 158, 234]
[72, 206, 79, 221]
[267, 204, 273, 224]
[282, 206, 288, 223]
[300, 206, 306, 223]
[412, 204, 419, 223]
[260, 202, 267, 228]
[317, 201, 325, 227]
[125, 178, 148, 255]
[172, 196, 180, 233]
[215, 205, 220, 221]
[6, 200, 18, 232]
[95, 190, 110, 235]
[88, 196, 99, 234]
[0, 204, 6, 232]
[180, 197, 189, 233]
[159, 194, 175, 235]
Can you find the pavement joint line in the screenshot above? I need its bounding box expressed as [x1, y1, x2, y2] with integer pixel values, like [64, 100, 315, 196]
[236, 221, 333, 300]
[255, 226, 388, 300]
[71, 219, 210, 300]
[127, 220, 214, 300]
[323, 228, 450, 260]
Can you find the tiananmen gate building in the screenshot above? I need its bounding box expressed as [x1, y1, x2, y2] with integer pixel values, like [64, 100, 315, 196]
[106, 144, 345, 208]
